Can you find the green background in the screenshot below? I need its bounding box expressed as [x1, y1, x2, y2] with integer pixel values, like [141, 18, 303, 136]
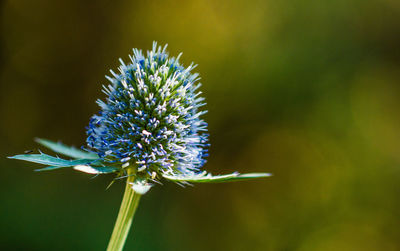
[1, 0, 400, 250]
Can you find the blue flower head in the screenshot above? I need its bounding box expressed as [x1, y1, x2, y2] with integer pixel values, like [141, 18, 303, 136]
[86, 42, 209, 180]
[9, 42, 270, 194]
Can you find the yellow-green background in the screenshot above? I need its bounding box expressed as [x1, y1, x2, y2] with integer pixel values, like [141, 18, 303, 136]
[1, 0, 400, 250]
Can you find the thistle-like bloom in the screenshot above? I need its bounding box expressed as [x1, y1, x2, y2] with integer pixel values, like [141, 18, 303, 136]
[87, 42, 208, 181]
[9, 42, 269, 194]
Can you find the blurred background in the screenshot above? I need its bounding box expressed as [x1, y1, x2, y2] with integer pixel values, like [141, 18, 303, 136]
[1, 0, 400, 250]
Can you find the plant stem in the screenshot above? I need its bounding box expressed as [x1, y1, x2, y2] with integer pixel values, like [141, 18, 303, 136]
[107, 171, 141, 251]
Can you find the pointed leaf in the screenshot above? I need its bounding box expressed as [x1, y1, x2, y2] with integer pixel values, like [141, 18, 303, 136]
[162, 171, 271, 183]
[8, 153, 97, 167]
[35, 138, 98, 159]
[226, 172, 272, 181]
[73, 165, 119, 174]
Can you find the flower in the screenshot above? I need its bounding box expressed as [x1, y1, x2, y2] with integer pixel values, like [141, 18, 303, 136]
[9, 42, 270, 194]
[86, 42, 209, 182]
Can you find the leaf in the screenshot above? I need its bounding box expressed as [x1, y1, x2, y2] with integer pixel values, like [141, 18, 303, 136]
[162, 171, 271, 183]
[8, 153, 96, 167]
[73, 165, 119, 174]
[35, 138, 98, 159]
[9, 152, 117, 175]
[36, 164, 119, 173]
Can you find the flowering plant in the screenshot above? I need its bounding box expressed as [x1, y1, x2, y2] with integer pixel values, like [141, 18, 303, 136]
[9, 43, 270, 251]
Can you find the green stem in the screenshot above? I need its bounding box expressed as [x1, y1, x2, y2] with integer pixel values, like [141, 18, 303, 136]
[107, 171, 141, 251]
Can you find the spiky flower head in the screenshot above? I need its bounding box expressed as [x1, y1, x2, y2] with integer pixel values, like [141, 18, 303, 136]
[86, 42, 208, 181]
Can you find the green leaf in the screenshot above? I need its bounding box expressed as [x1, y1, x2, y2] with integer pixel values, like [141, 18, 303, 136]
[36, 164, 119, 173]
[35, 138, 98, 159]
[9, 152, 117, 175]
[8, 153, 96, 167]
[162, 171, 271, 183]
[73, 165, 119, 174]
